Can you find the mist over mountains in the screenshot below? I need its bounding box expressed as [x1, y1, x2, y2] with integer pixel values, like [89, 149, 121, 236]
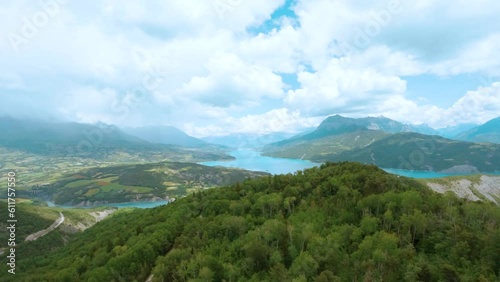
[454, 117, 500, 143]
[2, 114, 498, 153]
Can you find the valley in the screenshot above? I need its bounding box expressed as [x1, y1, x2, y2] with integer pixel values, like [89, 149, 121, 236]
[1, 115, 499, 281]
[2, 3, 500, 280]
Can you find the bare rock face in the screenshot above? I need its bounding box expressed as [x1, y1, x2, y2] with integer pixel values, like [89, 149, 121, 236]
[426, 176, 500, 205]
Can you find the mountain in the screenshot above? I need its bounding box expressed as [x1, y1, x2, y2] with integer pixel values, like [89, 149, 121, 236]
[407, 123, 438, 135]
[312, 115, 437, 137]
[0, 117, 146, 152]
[316, 132, 500, 173]
[263, 115, 438, 158]
[270, 115, 437, 148]
[454, 117, 500, 143]
[11, 162, 500, 281]
[123, 126, 209, 148]
[0, 117, 232, 162]
[435, 123, 478, 138]
[263, 130, 390, 159]
[202, 132, 299, 148]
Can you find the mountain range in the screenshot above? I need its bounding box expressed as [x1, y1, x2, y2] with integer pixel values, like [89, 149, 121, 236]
[454, 117, 500, 143]
[269, 115, 440, 148]
[0, 117, 231, 162]
[2, 115, 499, 172]
[123, 126, 210, 148]
[263, 115, 500, 173]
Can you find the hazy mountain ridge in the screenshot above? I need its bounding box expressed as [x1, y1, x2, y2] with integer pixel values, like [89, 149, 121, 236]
[202, 132, 300, 148]
[454, 117, 500, 144]
[317, 132, 500, 172]
[0, 117, 232, 162]
[263, 115, 500, 173]
[123, 126, 212, 148]
[263, 130, 390, 159]
[268, 115, 437, 148]
[435, 123, 478, 138]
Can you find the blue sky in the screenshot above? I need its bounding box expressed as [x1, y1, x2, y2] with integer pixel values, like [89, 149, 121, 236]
[0, 0, 499, 136]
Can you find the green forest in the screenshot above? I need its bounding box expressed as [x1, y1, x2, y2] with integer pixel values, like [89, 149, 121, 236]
[4, 162, 500, 281]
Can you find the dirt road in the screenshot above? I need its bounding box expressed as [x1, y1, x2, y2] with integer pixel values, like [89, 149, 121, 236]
[25, 212, 65, 242]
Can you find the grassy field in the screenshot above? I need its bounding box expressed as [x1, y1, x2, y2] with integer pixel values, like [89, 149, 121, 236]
[0, 145, 234, 194]
[1, 160, 269, 206]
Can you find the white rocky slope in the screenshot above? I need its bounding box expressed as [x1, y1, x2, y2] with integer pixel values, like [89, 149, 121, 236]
[426, 176, 500, 205]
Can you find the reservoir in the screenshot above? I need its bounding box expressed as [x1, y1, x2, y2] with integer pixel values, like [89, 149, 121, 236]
[201, 149, 500, 179]
[199, 149, 319, 175]
[47, 150, 499, 209]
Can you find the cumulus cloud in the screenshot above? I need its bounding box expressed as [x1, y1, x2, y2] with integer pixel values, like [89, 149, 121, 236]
[184, 108, 321, 137]
[177, 53, 285, 107]
[285, 58, 407, 115]
[0, 0, 499, 135]
[374, 82, 500, 128]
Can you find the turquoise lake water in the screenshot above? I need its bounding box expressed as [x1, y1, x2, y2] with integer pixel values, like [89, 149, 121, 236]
[199, 149, 319, 175]
[381, 168, 490, 179]
[48, 149, 498, 209]
[201, 149, 499, 179]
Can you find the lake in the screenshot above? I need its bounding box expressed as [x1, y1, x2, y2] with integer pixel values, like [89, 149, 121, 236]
[199, 149, 320, 175]
[201, 149, 498, 179]
[383, 168, 481, 179]
[47, 150, 498, 209]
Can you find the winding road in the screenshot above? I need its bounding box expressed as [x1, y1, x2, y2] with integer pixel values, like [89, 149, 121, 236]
[25, 212, 65, 242]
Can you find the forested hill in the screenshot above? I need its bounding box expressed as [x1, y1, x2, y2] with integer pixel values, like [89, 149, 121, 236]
[10, 162, 500, 281]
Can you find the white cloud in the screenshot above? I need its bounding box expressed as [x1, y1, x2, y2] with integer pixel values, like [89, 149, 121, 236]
[431, 34, 500, 77]
[177, 53, 285, 107]
[285, 58, 407, 115]
[376, 82, 500, 128]
[184, 108, 321, 137]
[443, 82, 500, 126]
[1, 0, 500, 135]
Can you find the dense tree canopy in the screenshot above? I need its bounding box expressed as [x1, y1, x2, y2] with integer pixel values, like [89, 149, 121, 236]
[6, 162, 500, 281]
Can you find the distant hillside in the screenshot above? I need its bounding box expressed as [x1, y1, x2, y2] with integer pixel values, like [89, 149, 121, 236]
[263, 115, 439, 159]
[34, 161, 269, 206]
[454, 117, 500, 143]
[123, 126, 210, 148]
[263, 130, 390, 159]
[202, 132, 298, 148]
[0, 117, 232, 162]
[269, 115, 436, 148]
[12, 162, 500, 282]
[316, 133, 500, 173]
[436, 123, 478, 138]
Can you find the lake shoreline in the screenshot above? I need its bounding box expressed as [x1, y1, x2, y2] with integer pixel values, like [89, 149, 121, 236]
[202, 149, 500, 179]
[46, 199, 171, 209]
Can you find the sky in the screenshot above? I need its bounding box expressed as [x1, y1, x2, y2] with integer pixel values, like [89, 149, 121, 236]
[1, 0, 499, 137]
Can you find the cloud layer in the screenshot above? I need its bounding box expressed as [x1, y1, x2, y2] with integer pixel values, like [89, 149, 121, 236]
[1, 0, 499, 136]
